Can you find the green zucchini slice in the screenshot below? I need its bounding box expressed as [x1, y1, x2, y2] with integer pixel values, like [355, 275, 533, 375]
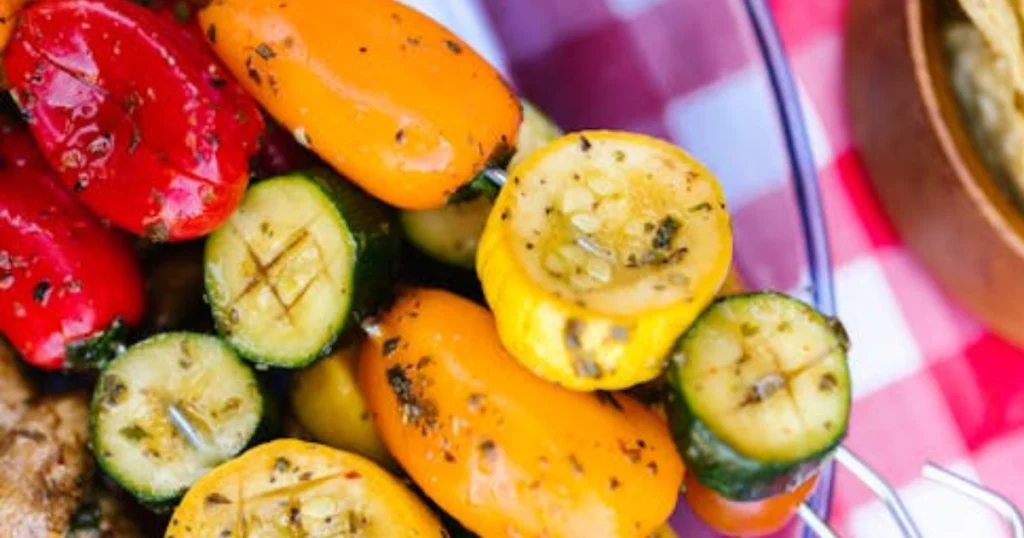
[90, 333, 264, 505]
[665, 292, 851, 501]
[508, 101, 564, 170]
[401, 101, 562, 268]
[205, 170, 399, 367]
[400, 195, 492, 269]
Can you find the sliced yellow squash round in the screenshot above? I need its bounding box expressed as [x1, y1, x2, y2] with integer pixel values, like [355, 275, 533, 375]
[290, 341, 395, 468]
[165, 439, 444, 538]
[477, 130, 732, 390]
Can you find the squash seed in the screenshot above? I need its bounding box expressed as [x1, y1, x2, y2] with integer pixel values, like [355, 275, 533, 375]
[544, 254, 566, 275]
[589, 176, 621, 196]
[570, 273, 598, 291]
[585, 259, 613, 283]
[558, 244, 587, 265]
[561, 187, 594, 214]
[571, 214, 602, 234]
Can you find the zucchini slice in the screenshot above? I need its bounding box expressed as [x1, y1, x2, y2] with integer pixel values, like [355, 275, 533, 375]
[165, 439, 446, 538]
[90, 333, 264, 505]
[401, 101, 562, 269]
[508, 101, 564, 170]
[399, 195, 492, 269]
[665, 293, 851, 501]
[476, 130, 732, 390]
[205, 170, 399, 368]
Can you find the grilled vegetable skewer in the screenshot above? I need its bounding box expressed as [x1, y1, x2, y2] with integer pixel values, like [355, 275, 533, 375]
[665, 292, 851, 501]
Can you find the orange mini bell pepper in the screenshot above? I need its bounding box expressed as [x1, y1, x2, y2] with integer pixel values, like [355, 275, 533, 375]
[198, 0, 522, 210]
[359, 288, 684, 538]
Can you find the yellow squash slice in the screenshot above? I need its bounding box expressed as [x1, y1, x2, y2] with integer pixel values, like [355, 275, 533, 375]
[165, 439, 444, 538]
[477, 130, 732, 390]
[290, 341, 395, 468]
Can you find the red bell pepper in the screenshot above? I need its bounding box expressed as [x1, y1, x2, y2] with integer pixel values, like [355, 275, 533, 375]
[2, 0, 264, 242]
[0, 120, 145, 370]
[146, 3, 315, 178]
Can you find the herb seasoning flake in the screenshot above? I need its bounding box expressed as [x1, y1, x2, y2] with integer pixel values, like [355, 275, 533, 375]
[651, 216, 681, 250]
[382, 337, 401, 357]
[443, 39, 463, 54]
[255, 43, 276, 60]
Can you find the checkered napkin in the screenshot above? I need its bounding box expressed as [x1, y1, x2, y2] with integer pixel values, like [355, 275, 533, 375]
[406, 0, 1024, 536]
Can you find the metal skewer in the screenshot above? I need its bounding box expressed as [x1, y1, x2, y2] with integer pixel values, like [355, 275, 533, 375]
[463, 165, 1024, 537]
[479, 167, 508, 187]
[923, 463, 1024, 538]
[832, 447, 925, 538]
[453, 30, 1024, 538]
[794, 447, 1023, 537]
[797, 503, 841, 538]
[167, 403, 207, 450]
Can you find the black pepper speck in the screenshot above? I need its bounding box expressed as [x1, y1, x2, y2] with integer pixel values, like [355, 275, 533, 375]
[32, 280, 51, 304]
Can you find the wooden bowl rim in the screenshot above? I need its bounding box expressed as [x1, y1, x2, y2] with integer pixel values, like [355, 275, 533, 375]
[908, 0, 1024, 257]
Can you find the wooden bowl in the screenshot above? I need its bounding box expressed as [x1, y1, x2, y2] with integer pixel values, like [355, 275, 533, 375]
[847, 0, 1024, 345]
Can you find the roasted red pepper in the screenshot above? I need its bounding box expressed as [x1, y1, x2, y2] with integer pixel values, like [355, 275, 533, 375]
[149, 1, 210, 47]
[147, 3, 315, 178]
[0, 120, 145, 370]
[2, 0, 264, 241]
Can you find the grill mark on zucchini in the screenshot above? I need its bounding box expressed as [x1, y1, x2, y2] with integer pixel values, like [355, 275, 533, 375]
[277, 268, 325, 321]
[233, 227, 305, 295]
[231, 233, 297, 326]
[286, 232, 339, 311]
[228, 225, 336, 326]
[736, 342, 846, 437]
[744, 342, 806, 433]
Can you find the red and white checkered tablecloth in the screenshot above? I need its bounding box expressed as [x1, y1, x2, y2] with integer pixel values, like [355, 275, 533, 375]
[474, 0, 1023, 536]
[410, 0, 1024, 535]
